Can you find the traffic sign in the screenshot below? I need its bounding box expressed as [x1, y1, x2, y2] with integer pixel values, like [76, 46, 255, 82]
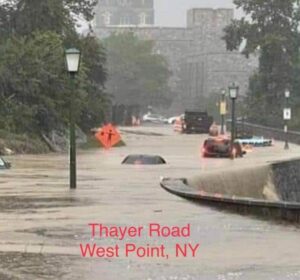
[95, 124, 121, 149]
[283, 108, 291, 120]
[220, 101, 226, 115]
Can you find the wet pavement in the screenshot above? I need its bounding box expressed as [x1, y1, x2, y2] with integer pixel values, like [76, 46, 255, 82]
[0, 125, 300, 280]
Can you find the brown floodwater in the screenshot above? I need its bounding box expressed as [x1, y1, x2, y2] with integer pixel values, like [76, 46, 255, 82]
[0, 126, 300, 280]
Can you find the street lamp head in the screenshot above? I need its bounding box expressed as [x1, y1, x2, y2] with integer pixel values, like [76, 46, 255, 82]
[285, 89, 290, 98]
[65, 48, 81, 73]
[228, 83, 239, 99]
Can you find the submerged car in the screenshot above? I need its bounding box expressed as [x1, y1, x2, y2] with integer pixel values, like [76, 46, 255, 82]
[122, 154, 166, 165]
[142, 113, 167, 124]
[202, 137, 244, 158]
[236, 136, 272, 147]
[0, 157, 11, 169]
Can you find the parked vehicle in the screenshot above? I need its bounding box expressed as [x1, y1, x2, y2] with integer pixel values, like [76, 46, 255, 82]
[182, 111, 213, 134]
[142, 113, 168, 124]
[0, 157, 11, 169]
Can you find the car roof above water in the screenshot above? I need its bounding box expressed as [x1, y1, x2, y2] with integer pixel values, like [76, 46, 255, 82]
[205, 138, 230, 145]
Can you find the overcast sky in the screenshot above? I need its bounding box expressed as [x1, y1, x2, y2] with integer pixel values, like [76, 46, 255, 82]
[154, 0, 237, 26]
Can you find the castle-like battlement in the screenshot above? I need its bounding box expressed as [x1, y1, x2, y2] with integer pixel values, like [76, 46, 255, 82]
[96, 0, 154, 27]
[187, 8, 233, 28]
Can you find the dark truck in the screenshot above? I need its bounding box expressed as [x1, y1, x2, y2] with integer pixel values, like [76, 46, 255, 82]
[182, 111, 213, 134]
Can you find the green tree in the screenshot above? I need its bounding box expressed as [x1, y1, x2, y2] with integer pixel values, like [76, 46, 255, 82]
[0, 32, 69, 133]
[2, 0, 97, 37]
[0, 0, 108, 136]
[103, 32, 171, 108]
[223, 0, 300, 127]
[78, 35, 109, 131]
[0, 31, 107, 134]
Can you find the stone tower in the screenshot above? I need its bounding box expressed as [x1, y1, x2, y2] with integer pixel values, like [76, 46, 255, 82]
[95, 0, 154, 27]
[94, 7, 257, 113]
[182, 8, 257, 106]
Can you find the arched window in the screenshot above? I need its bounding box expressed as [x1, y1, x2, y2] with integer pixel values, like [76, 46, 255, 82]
[102, 12, 111, 25]
[120, 15, 130, 25]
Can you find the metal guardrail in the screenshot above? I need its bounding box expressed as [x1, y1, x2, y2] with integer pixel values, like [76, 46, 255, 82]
[227, 121, 300, 145]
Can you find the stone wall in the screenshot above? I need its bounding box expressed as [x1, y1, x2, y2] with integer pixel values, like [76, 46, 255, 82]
[94, 8, 258, 113]
[184, 8, 257, 103]
[272, 159, 300, 203]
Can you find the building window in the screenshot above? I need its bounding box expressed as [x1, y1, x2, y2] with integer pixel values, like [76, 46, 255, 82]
[120, 15, 130, 25]
[139, 13, 147, 25]
[102, 12, 111, 25]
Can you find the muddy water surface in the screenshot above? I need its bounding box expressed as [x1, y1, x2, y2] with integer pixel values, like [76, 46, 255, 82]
[0, 126, 300, 280]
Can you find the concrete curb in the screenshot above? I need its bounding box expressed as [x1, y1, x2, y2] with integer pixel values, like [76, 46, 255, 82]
[160, 158, 300, 223]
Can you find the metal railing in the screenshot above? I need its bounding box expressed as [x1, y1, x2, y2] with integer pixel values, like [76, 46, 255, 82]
[227, 120, 300, 145]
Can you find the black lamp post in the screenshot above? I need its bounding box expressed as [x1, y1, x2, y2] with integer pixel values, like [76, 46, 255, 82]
[65, 48, 81, 189]
[283, 89, 291, 150]
[229, 83, 239, 156]
[220, 89, 226, 135]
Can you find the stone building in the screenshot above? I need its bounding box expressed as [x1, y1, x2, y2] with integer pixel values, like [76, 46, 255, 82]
[95, 0, 154, 26]
[94, 2, 257, 112]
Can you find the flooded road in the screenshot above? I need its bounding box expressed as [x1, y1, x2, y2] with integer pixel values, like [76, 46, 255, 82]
[0, 125, 300, 280]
